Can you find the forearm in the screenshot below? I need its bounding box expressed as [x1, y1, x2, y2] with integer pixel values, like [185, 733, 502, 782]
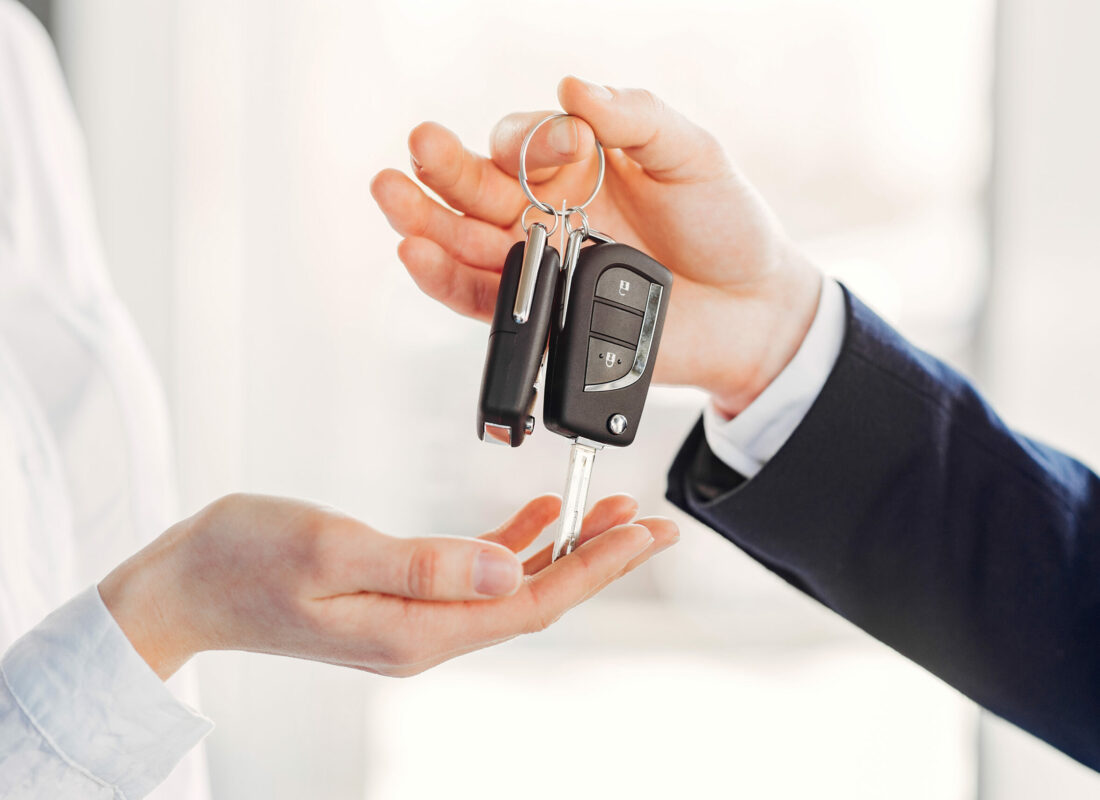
[669, 287, 1100, 771]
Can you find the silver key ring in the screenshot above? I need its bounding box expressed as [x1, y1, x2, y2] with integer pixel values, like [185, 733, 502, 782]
[518, 113, 606, 216]
[520, 202, 559, 236]
[563, 207, 590, 239]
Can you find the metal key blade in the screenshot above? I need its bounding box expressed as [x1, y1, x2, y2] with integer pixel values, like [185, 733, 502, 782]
[552, 440, 601, 561]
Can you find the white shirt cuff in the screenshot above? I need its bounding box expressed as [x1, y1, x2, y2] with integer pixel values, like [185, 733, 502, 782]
[0, 585, 213, 798]
[703, 278, 846, 479]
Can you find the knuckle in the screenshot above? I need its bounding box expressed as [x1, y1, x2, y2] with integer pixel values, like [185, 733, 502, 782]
[696, 130, 725, 162]
[471, 273, 496, 315]
[202, 491, 247, 520]
[409, 204, 432, 239]
[442, 266, 464, 305]
[405, 543, 439, 599]
[522, 585, 563, 634]
[528, 605, 561, 634]
[469, 159, 501, 222]
[379, 637, 428, 670]
[637, 88, 666, 117]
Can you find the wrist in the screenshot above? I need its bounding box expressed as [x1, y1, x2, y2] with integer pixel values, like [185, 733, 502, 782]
[98, 523, 200, 680]
[709, 247, 823, 417]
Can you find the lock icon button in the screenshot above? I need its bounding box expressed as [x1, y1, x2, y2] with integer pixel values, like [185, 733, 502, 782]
[595, 267, 650, 313]
[585, 337, 634, 384]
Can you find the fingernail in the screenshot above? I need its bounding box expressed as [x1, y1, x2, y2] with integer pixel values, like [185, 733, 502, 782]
[409, 154, 423, 172]
[474, 550, 522, 596]
[655, 533, 680, 554]
[631, 528, 656, 554]
[579, 78, 613, 101]
[547, 118, 577, 155]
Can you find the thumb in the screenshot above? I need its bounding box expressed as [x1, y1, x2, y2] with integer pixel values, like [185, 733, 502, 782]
[557, 76, 724, 182]
[362, 535, 524, 601]
[489, 110, 598, 183]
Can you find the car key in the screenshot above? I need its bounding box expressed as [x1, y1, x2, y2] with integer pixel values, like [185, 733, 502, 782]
[544, 219, 672, 558]
[477, 212, 560, 446]
[475, 113, 671, 562]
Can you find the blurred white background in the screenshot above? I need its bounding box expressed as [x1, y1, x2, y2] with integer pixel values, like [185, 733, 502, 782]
[20, 0, 1100, 796]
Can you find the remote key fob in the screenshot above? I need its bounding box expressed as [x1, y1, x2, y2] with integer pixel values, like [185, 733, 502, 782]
[544, 242, 672, 447]
[477, 236, 560, 446]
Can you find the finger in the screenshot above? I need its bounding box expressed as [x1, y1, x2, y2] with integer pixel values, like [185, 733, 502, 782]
[408, 121, 527, 228]
[355, 520, 655, 672]
[578, 516, 679, 603]
[557, 76, 723, 182]
[522, 493, 639, 574]
[395, 237, 499, 322]
[323, 523, 525, 601]
[512, 523, 654, 634]
[478, 494, 562, 552]
[489, 111, 597, 183]
[371, 168, 514, 269]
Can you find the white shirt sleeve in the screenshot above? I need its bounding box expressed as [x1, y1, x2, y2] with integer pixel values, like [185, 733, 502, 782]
[703, 278, 846, 479]
[0, 586, 213, 799]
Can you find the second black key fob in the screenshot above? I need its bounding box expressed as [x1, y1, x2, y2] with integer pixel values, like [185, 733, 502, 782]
[477, 236, 560, 446]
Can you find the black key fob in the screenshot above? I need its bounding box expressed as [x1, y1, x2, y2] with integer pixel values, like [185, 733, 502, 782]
[544, 242, 672, 447]
[477, 236, 560, 446]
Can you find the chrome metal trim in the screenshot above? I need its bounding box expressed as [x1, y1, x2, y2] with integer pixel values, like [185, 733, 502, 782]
[559, 228, 586, 329]
[481, 422, 514, 446]
[513, 222, 547, 324]
[559, 229, 617, 330]
[584, 282, 663, 392]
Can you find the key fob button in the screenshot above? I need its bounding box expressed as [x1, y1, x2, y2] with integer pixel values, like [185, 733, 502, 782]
[595, 267, 650, 312]
[590, 301, 644, 344]
[585, 337, 635, 384]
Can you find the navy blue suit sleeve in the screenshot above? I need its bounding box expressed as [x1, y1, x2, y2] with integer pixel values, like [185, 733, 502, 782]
[667, 286, 1100, 771]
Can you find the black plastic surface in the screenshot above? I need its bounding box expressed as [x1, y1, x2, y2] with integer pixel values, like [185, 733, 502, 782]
[544, 243, 672, 446]
[476, 240, 560, 446]
[590, 301, 644, 344]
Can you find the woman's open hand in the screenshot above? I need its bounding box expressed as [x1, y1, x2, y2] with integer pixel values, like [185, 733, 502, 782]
[99, 492, 676, 679]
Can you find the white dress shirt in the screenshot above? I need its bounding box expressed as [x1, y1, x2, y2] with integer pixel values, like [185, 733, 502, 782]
[0, 3, 211, 798]
[703, 278, 847, 479]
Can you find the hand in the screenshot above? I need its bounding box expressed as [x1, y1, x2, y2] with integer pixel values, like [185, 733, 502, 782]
[371, 76, 823, 417]
[99, 492, 676, 679]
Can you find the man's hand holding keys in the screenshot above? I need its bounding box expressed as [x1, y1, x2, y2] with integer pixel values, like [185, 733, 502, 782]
[371, 75, 824, 418]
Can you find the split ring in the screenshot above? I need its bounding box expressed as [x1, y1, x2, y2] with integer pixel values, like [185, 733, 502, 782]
[518, 113, 606, 217]
[520, 203, 559, 236]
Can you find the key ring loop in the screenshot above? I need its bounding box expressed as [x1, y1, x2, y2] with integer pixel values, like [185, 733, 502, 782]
[518, 113, 606, 217]
[563, 207, 590, 239]
[520, 203, 559, 236]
